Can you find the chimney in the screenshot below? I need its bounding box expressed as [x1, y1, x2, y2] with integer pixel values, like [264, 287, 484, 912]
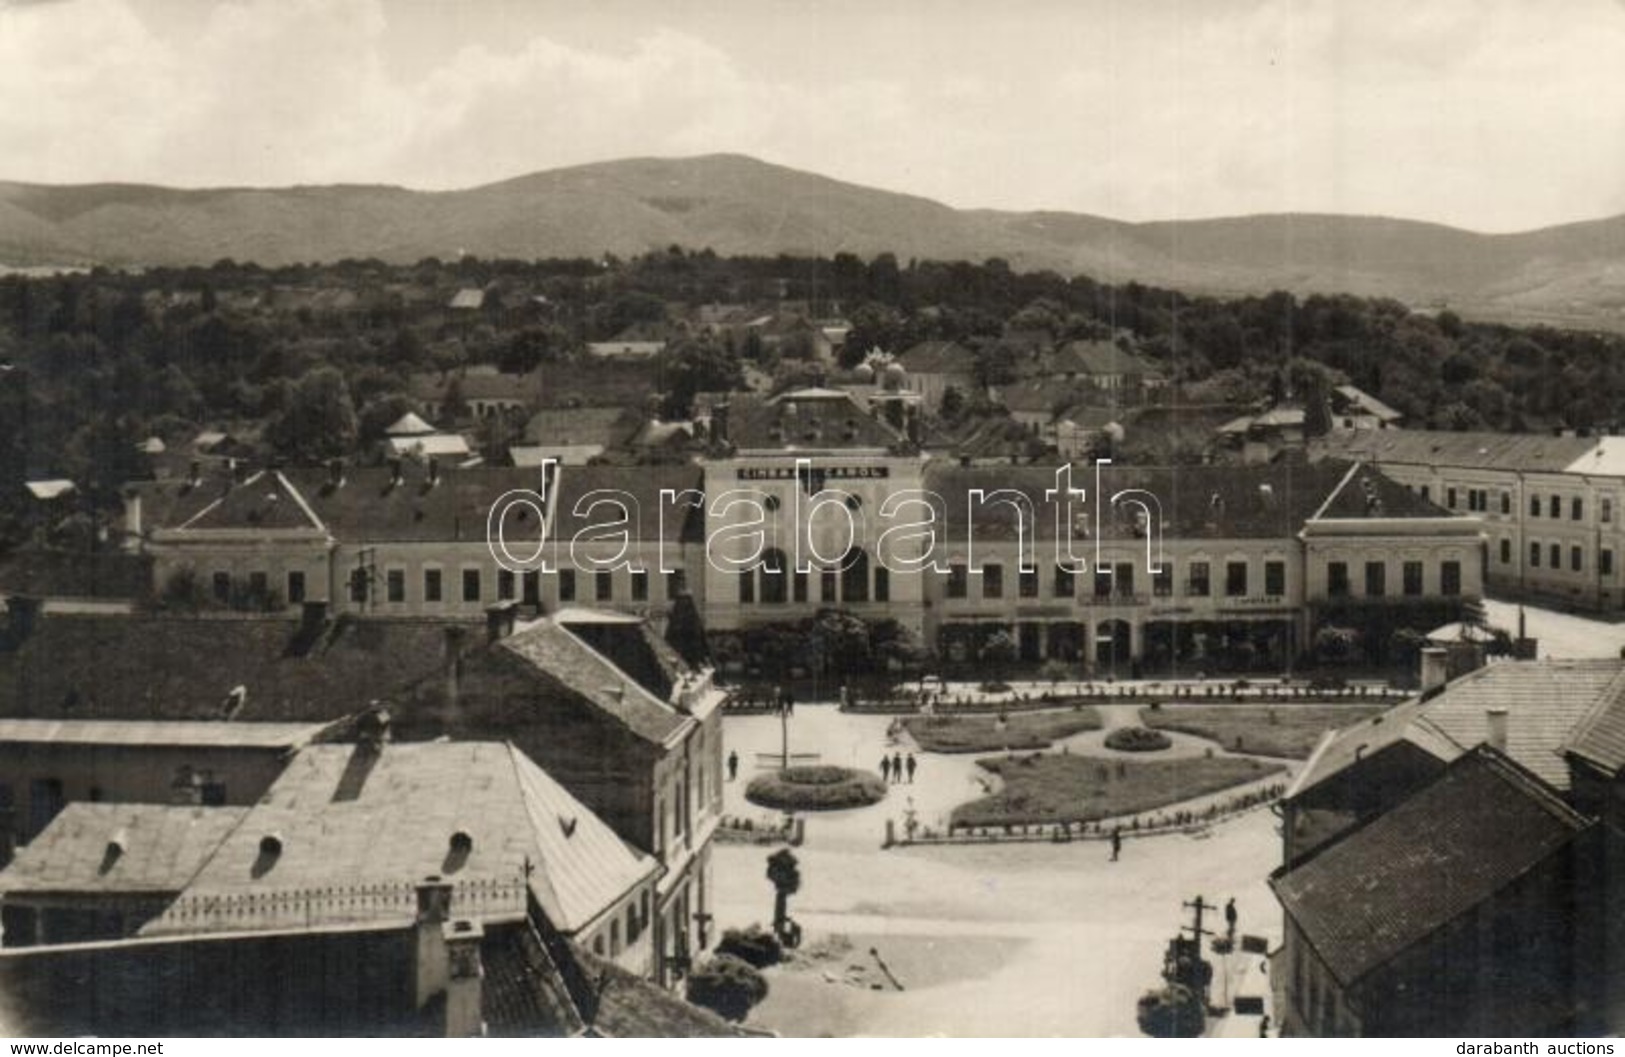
[485, 602, 517, 644]
[357, 706, 391, 753]
[441, 919, 486, 1038]
[1419, 647, 1449, 698]
[1486, 707, 1509, 753]
[3, 595, 42, 650]
[414, 876, 455, 1009]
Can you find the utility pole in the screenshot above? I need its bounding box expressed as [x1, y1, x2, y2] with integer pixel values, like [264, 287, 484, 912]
[1182, 895, 1218, 946]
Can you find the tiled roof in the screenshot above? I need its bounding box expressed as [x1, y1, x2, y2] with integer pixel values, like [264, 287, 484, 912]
[897, 341, 975, 374]
[386, 412, 435, 437]
[726, 390, 902, 451]
[1315, 429, 1597, 473]
[522, 407, 641, 448]
[0, 718, 329, 748]
[1290, 659, 1625, 797]
[920, 460, 1414, 543]
[1564, 667, 1625, 776]
[0, 614, 471, 722]
[1314, 463, 1453, 520]
[281, 464, 538, 543]
[920, 416, 1050, 461]
[555, 609, 690, 702]
[145, 741, 656, 936]
[547, 465, 706, 544]
[574, 948, 760, 1037]
[1271, 748, 1589, 987]
[1052, 340, 1161, 378]
[0, 803, 250, 894]
[997, 379, 1082, 416]
[497, 620, 686, 745]
[178, 471, 326, 533]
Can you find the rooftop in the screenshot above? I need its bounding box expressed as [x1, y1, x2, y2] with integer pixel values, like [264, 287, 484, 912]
[1051, 339, 1161, 378]
[144, 740, 656, 936]
[1271, 748, 1590, 988]
[726, 389, 902, 452]
[496, 620, 688, 745]
[1315, 429, 1598, 473]
[0, 803, 250, 895]
[0, 718, 331, 749]
[896, 340, 976, 374]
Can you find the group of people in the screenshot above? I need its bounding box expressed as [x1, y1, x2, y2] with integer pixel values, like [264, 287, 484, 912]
[880, 752, 916, 784]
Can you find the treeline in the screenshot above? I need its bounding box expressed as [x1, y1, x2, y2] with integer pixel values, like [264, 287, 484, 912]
[2, 249, 1624, 547]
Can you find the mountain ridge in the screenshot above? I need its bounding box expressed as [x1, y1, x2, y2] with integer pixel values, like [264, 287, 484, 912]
[2, 153, 1623, 325]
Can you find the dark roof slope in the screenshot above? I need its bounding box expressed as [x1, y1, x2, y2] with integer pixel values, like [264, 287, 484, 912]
[546, 465, 706, 544]
[497, 620, 686, 744]
[727, 390, 901, 451]
[1271, 748, 1590, 987]
[1052, 339, 1161, 377]
[1315, 429, 1595, 473]
[556, 610, 690, 701]
[897, 340, 975, 374]
[1565, 667, 1625, 777]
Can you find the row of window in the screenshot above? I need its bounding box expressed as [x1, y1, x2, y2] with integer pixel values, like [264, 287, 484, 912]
[1519, 540, 1615, 576]
[937, 559, 1289, 601]
[1437, 483, 1614, 525]
[1325, 559, 1461, 597]
[213, 566, 689, 609]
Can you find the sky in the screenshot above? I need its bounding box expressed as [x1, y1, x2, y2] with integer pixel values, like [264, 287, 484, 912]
[2, 0, 1623, 232]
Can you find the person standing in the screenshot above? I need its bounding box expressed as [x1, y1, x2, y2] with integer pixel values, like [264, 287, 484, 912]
[905, 754, 917, 783]
[727, 750, 739, 782]
[880, 755, 892, 783]
[1225, 897, 1238, 940]
[1110, 825, 1122, 862]
[891, 752, 903, 784]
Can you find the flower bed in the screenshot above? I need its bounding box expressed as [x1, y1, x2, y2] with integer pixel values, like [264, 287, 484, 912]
[1104, 727, 1172, 752]
[745, 766, 887, 811]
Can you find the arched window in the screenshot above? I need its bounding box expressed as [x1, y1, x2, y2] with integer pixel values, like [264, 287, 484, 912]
[760, 548, 789, 604]
[842, 548, 870, 603]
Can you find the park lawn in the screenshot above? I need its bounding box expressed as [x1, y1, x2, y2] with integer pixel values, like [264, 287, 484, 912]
[904, 708, 1102, 754]
[1138, 704, 1384, 759]
[951, 754, 1284, 828]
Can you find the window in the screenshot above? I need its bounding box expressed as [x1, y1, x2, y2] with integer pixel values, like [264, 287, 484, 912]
[1153, 564, 1174, 597]
[559, 568, 576, 602]
[1572, 546, 1584, 572]
[1531, 495, 1541, 517]
[423, 568, 443, 603]
[983, 563, 1004, 599]
[1187, 561, 1211, 597]
[248, 571, 268, 601]
[1364, 561, 1386, 597]
[498, 569, 515, 600]
[286, 570, 306, 604]
[1019, 568, 1039, 598]
[873, 566, 890, 602]
[1446, 487, 1457, 509]
[738, 568, 755, 603]
[387, 568, 405, 603]
[820, 569, 837, 602]
[842, 550, 869, 603]
[1501, 492, 1511, 514]
[1441, 560, 1462, 596]
[1603, 549, 1614, 577]
[1328, 562, 1350, 597]
[631, 569, 649, 601]
[667, 568, 687, 597]
[1550, 543, 1561, 569]
[1605, 499, 1614, 524]
[1225, 561, 1248, 597]
[462, 569, 482, 603]
[793, 571, 808, 603]
[1531, 541, 1542, 567]
[1054, 567, 1076, 598]
[1115, 562, 1135, 598]
[1499, 539, 1512, 565]
[1264, 560, 1285, 596]
[349, 569, 368, 603]
[212, 571, 231, 604]
[1094, 566, 1113, 598]
[595, 570, 613, 601]
[610, 920, 621, 957]
[1419, 484, 1430, 500]
[1404, 560, 1424, 596]
[947, 563, 968, 599]
[760, 551, 788, 604]
[626, 904, 640, 945]
[1573, 497, 1584, 521]
[1550, 496, 1561, 519]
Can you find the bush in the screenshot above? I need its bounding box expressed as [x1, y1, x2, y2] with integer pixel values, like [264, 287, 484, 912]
[1105, 727, 1173, 752]
[745, 766, 887, 811]
[685, 954, 768, 1022]
[1137, 984, 1205, 1038]
[716, 925, 783, 968]
[979, 680, 1011, 694]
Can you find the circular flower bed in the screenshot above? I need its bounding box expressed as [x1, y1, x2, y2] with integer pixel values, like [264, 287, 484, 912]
[1105, 727, 1173, 752]
[745, 765, 887, 811]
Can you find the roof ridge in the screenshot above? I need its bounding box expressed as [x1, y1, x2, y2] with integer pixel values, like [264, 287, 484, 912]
[1305, 460, 1364, 523]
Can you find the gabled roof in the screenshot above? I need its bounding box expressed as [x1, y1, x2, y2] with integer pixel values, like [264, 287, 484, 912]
[897, 340, 975, 374]
[497, 621, 687, 745]
[0, 803, 251, 894]
[385, 411, 435, 436]
[178, 471, 325, 534]
[24, 480, 75, 501]
[387, 433, 472, 459]
[1289, 658, 1625, 798]
[1052, 339, 1161, 378]
[144, 741, 656, 936]
[1271, 748, 1589, 988]
[449, 288, 485, 310]
[726, 390, 902, 451]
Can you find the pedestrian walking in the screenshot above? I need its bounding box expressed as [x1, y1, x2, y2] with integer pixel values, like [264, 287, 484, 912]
[891, 752, 903, 784]
[1225, 897, 1238, 940]
[905, 754, 917, 783]
[784, 688, 795, 716]
[1110, 825, 1122, 862]
[880, 756, 892, 783]
[727, 750, 739, 782]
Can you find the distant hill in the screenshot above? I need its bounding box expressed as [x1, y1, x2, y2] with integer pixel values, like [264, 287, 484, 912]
[2, 153, 1623, 326]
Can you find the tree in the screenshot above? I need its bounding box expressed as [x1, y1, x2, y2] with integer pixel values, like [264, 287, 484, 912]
[264, 367, 358, 462]
[661, 336, 742, 418]
[685, 955, 768, 1022]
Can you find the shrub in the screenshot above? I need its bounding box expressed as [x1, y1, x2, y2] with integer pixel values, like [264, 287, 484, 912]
[716, 925, 783, 968]
[1137, 984, 1205, 1038]
[745, 766, 886, 811]
[980, 680, 1011, 694]
[686, 954, 768, 1022]
[1105, 727, 1173, 752]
